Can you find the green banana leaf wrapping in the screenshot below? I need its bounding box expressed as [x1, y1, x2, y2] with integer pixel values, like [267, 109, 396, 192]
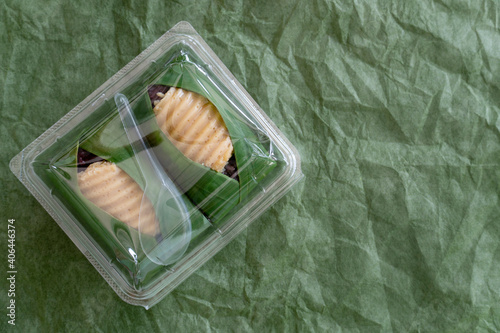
[35, 144, 213, 289]
[81, 56, 277, 224]
[31, 51, 277, 289]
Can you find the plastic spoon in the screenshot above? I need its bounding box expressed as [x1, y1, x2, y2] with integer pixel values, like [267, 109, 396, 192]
[115, 93, 192, 266]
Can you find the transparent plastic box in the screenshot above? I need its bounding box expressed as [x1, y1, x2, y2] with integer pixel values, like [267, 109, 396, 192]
[9, 21, 302, 308]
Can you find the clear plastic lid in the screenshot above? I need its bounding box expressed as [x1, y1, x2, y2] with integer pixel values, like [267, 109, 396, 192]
[10, 21, 302, 308]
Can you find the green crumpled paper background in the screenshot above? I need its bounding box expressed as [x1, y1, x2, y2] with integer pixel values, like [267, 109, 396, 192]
[1, 0, 500, 331]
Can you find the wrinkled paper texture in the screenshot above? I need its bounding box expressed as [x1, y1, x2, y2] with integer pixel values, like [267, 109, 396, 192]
[1, 0, 500, 331]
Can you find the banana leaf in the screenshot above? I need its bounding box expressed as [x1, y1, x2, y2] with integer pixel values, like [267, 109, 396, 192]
[81, 53, 277, 224]
[32, 145, 158, 287]
[32, 140, 213, 289]
[155, 56, 278, 201]
[29, 47, 277, 288]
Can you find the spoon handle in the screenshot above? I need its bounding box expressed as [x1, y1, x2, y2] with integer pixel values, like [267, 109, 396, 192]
[115, 93, 168, 188]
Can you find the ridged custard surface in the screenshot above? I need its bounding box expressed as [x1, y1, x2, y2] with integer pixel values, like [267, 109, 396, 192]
[153, 87, 233, 173]
[77, 161, 158, 236]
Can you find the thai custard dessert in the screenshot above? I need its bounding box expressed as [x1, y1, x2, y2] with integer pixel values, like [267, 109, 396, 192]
[77, 161, 159, 237]
[153, 87, 234, 173]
